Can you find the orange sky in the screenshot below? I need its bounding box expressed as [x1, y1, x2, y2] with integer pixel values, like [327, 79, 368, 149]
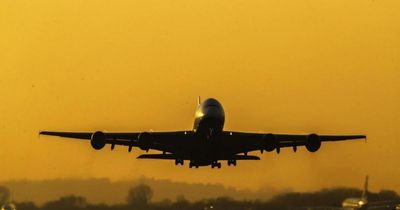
[0, 0, 399, 193]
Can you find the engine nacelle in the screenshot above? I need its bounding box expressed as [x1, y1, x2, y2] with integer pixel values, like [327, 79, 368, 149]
[306, 133, 321, 152]
[263, 134, 277, 152]
[91, 131, 106, 150]
[138, 132, 153, 151]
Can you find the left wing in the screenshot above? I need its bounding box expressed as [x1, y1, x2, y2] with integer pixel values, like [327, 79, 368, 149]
[221, 131, 366, 154]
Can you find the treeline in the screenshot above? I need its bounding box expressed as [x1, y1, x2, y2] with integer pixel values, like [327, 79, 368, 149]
[3, 184, 400, 210]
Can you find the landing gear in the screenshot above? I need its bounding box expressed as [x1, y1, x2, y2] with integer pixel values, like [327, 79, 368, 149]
[211, 162, 221, 169]
[175, 159, 184, 166]
[189, 161, 199, 168]
[227, 160, 237, 166]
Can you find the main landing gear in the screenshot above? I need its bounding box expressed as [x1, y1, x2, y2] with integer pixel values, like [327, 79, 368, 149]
[227, 160, 237, 166]
[175, 159, 184, 166]
[211, 161, 221, 169]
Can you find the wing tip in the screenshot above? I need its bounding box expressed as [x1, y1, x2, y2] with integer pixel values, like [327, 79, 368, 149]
[137, 154, 147, 159]
[349, 135, 367, 140]
[39, 131, 50, 136]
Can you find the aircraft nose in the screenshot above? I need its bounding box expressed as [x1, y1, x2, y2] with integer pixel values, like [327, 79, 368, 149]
[203, 106, 225, 119]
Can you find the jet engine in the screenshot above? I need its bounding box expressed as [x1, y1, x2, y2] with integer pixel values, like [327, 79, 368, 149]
[138, 132, 153, 151]
[263, 134, 277, 152]
[91, 131, 106, 150]
[306, 133, 321, 152]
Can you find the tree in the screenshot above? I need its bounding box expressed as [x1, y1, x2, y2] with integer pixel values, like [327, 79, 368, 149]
[126, 184, 153, 209]
[0, 186, 11, 206]
[15, 202, 39, 210]
[172, 195, 190, 210]
[42, 195, 88, 210]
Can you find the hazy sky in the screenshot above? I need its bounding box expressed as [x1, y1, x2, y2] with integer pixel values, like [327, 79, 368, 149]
[0, 0, 399, 193]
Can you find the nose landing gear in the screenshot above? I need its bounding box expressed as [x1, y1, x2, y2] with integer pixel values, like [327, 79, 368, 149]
[189, 161, 199, 168]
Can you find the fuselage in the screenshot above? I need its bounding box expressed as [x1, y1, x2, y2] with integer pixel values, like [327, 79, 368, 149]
[342, 198, 367, 210]
[342, 176, 369, 210]
[193, 98, 225, 139]
[188, 98, 226, 166]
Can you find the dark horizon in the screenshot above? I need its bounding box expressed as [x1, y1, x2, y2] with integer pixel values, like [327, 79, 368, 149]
[0, 177, 282, 205]
[2, 182, 399, 210]
[1, 177, 399, 206]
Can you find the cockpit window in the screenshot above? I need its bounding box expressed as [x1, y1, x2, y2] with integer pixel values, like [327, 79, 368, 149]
[203, 98, 221, 107]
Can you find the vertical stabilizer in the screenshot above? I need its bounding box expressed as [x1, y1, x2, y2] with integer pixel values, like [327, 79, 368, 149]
[361, 176, 369, 201]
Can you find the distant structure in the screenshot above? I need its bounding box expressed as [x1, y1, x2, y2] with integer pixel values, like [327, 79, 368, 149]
[341, 176, 400, 210]
[1, 203, 16, 210]
[342, 176, 369, 209]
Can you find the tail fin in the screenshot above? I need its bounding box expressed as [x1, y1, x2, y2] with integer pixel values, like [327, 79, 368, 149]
[197, 96, 201, 106]
[361, 175, 369, 201]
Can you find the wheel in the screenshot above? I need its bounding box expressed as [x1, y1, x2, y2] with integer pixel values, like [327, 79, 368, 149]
[227, 160, 236, 166]
[217, 163, 221, 168]
[176, 159, 184, 165]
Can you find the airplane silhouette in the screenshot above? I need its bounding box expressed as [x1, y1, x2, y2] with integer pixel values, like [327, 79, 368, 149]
[40, 98, 366, 168]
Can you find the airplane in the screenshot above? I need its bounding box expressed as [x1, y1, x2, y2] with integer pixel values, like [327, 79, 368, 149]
[40, 97, 366, 168]
[342, 176, 400, 210]
[342, 176, 369, 209]
[1, 203, 16, 210]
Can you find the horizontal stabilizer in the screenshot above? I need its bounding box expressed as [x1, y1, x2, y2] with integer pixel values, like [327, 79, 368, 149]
[231, 155, 260, 160]
[137, 154, 177, 160]
[137, 154, 260, 161]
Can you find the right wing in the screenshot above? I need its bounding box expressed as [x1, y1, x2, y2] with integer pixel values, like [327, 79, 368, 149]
[39, 130, 196, 155]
